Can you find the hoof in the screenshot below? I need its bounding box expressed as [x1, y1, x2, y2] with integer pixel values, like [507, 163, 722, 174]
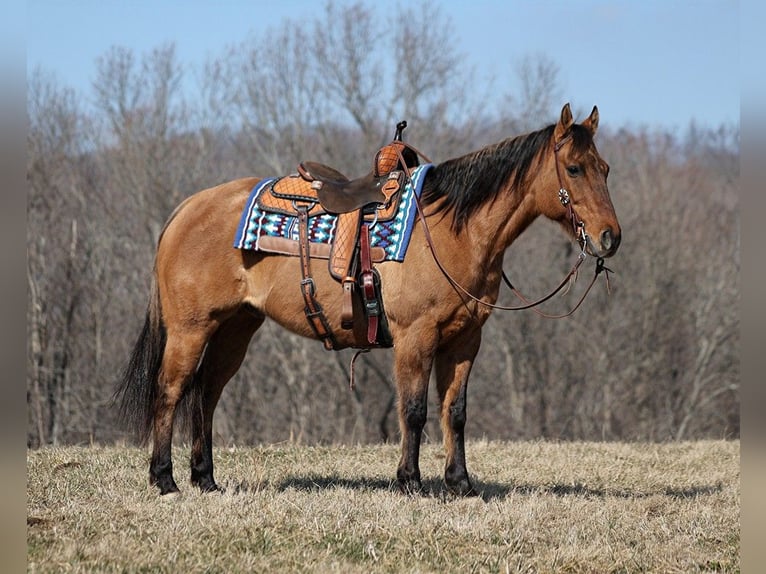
[192, 476, 222, 494]
[151, 474, 180, 496]
[160, 490, 182, 501]
[397, 478, 423, 496]
[447, 480, 478, 497]
[199, 482, 223, 494]
[445, 471, 477, 497]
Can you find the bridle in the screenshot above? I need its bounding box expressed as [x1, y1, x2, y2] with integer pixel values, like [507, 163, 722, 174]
[397, 134, 613, 318]
[553, 134, 589, 252]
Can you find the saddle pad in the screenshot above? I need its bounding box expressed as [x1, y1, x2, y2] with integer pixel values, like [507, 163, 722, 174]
[233, 164, 433, 262]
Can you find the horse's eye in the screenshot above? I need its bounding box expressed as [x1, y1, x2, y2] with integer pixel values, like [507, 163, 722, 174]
[566, 165, 581, 176]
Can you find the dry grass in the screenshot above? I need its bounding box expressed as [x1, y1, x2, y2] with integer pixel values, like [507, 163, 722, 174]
[27, 440, 739, 573]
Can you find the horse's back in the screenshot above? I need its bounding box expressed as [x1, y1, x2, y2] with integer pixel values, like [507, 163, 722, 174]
[160, 177, 259, 249]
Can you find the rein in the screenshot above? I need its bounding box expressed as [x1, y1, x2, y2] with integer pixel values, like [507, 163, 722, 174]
[397, 135, 613, 318]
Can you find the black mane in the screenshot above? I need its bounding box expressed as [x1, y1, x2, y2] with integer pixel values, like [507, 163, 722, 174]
[420, 124, 569, 231]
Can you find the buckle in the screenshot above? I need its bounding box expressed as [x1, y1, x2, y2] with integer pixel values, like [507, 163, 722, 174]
[365, 299, 380, 317]
[300, 277, 316, 296]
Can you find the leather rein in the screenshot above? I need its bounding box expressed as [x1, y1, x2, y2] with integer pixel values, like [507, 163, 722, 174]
[396, 134, 613, 319]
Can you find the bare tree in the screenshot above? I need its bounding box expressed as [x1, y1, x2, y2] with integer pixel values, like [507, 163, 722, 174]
[27, 70, 87, 446]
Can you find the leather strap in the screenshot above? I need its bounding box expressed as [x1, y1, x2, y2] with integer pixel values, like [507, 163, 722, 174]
[254, 235, 386, 262]
[359, 224, 378, 345]
[341, 278, 354, 329]
[296, 204, 336, 350]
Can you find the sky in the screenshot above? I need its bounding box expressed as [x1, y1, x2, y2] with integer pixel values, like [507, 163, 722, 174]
[25, 0, 740, 131]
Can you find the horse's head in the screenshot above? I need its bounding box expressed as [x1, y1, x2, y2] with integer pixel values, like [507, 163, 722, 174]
[537, 103, 621, 258]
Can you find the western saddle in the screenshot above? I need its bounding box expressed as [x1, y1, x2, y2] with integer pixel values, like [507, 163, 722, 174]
[256, 121, 423, 350]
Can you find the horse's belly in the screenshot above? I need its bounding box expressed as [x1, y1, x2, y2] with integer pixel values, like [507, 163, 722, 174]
[242, 253, 375, 348]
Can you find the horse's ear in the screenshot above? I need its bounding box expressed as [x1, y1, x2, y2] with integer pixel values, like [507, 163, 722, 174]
[582, 105, 599, 135]
[554, 103, 574, 141]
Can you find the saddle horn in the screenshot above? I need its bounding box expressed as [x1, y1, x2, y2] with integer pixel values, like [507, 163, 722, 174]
[394, 120, 407, 141]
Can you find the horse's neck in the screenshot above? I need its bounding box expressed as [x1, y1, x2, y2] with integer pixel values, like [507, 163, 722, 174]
[430, 186, 540, 294]
[467, 187, 539, 269]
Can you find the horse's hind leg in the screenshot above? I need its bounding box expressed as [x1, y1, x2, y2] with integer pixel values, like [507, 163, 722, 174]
[434, 332, 481, 496]
[150, 327, 211, 495]
[189, 311, 264, 492]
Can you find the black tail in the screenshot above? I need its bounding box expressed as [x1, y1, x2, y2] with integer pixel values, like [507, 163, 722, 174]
[114, 278, 166, 444]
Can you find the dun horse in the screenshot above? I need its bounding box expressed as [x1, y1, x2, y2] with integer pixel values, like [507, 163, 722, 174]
[116, 104, 621, 496]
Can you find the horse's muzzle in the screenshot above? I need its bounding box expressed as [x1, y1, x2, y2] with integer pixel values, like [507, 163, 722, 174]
[585, 226, 621, 258]
[598, 227, 621, 257]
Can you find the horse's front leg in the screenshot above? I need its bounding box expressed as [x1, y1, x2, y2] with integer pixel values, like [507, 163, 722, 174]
[394, 337, 435, 495]
[434, 331, 481, 496]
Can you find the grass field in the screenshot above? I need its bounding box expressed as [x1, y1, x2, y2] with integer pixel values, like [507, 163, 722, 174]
[27, 440, 739, 573]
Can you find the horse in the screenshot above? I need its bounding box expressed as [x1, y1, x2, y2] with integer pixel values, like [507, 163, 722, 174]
[116, 103, 621, 497]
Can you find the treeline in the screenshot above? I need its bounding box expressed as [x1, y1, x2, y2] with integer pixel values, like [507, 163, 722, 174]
[26, 3, 739, 447]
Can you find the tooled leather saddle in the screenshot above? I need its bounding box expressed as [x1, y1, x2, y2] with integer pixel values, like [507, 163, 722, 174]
[256, 121, 422, 350]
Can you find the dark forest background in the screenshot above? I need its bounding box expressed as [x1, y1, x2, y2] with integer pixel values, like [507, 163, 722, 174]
[26, 3, 739, 448]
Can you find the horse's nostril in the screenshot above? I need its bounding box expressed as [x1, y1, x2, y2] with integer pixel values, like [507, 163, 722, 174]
[600, 227, 621, 253]
[601, 228, 613, 251]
